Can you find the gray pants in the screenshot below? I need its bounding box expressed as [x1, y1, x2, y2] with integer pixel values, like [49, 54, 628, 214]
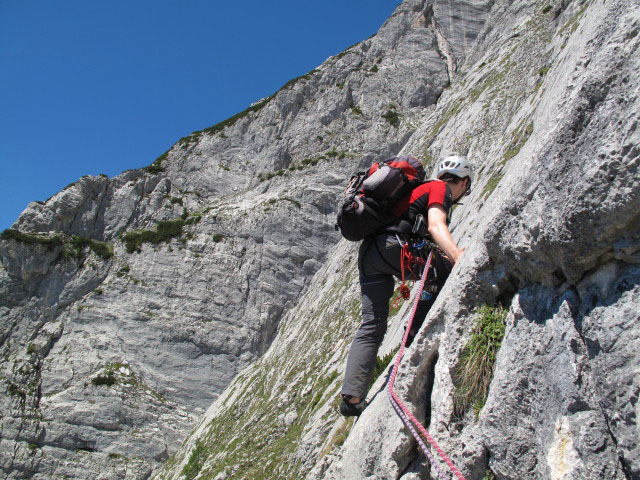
[341, 234, 451, 398]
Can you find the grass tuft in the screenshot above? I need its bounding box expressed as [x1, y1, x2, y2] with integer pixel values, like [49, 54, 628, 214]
[453, 304, 507, 419]
[181, 439, 208, 480]
[91, 374, 116, 386]
[382, 109, 400, 127]
[502, 122, 534, 163]
[372, 348, 399, 383]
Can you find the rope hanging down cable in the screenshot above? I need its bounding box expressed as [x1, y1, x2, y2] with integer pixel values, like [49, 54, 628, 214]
[386, 250, 468, 480]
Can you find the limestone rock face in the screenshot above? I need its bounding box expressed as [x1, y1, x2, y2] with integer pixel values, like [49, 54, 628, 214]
[0, 1, 457, 478]
[151, 0, 640, 480]
[3, 0, 639, 479]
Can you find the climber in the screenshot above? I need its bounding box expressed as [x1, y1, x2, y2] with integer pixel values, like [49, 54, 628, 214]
[340, 155, 473, 417]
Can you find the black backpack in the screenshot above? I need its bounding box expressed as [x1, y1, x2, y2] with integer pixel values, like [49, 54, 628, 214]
[336, 156, 425, 241]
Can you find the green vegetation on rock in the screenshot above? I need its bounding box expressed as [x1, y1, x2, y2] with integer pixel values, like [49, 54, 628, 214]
[382, 109, 400, 127]
[483, 470, 496, 480]
[481, 174, 504, 200]
[1, 229, 64, 248]
[181, 440, 208, 480]
[144, 153, 167, 174]
[91, 373, 116, 386]
[68, 236, 114, 260]
[122, 215, 201, 253]
[259, 148, 354, 181]
[502, 122, 534, 163]
[372, 348, 399, 383]
[264, 197, 302, 210]
[453, 304, 507, 419]
[1, 229, 113, 260]
[161, 264, 362, 480]
[177, 69, 320, 149]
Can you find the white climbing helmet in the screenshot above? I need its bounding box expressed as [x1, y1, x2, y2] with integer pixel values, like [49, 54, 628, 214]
[435, 155, 474, 183]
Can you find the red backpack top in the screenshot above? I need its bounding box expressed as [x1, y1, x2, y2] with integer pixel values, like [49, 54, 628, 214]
[336, 156, 426, 241]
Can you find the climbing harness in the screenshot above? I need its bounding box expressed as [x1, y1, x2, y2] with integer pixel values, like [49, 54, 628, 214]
[390, 235, 426, 311]
[386, 251, 468, 480]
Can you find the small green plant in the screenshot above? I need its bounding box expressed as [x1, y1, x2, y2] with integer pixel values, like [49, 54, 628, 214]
[388, 288, 406, 317]
[321, 417, 355, 457]
[7, 382, 26, 401]
[181, 439, 208, 480]
[372, 348, 399, 383]
[212, 234, 225, 243]
[301, 157, 321, 167]
[91, 374, 116, 386]
[370, 65, 379, 73]
[351, 106, 363, 115]
[197, 95, 274, 137]
[90, 363, 134, 388]
[558, 3, 589, 36]
[483, 470, 496, 480]
[326, 147, 339, 158]
[116, 264, 130, 277]
[453, 304, 507, 419]
[144, 152, 167, 174]
[382, 109, 400, 127]
[542, 4, 553, 14]
[281, 197, 302, 209]
[336, 82, 344, 89]
[144, 163, 166, 174]
[257, 169, 286, 182]
[332, 418, 354, 448]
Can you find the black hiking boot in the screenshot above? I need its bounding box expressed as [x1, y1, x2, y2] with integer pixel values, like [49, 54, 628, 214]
[339, 395, 367, 417]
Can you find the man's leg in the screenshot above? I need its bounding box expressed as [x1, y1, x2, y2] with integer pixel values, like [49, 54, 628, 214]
[341, 273, 394, 402]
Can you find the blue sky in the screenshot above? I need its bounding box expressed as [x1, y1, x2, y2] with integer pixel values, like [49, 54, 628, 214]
[0, 1, 397, 231]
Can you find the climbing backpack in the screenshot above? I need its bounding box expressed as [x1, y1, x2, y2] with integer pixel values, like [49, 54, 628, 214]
[335, 156, 426, 241]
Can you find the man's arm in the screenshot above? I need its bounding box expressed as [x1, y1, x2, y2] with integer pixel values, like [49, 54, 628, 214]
[427, 204, 463, 264]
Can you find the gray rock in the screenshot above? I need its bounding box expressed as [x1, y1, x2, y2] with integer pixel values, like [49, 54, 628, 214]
[3, 0, 639, 478]
[0, 0, 454, 478]
[152, 0, 640, 479]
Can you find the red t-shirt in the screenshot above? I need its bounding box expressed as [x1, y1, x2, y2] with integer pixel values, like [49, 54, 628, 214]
[393, 180, 452, 216]
[384, 180, 453, 234]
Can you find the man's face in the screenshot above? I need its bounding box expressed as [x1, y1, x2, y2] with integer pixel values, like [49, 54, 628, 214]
[449, 177, 470, 201]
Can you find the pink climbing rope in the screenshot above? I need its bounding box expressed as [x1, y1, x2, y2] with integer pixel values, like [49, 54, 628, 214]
[386, 249, 468, 480]
[389, 392, 446, 479]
